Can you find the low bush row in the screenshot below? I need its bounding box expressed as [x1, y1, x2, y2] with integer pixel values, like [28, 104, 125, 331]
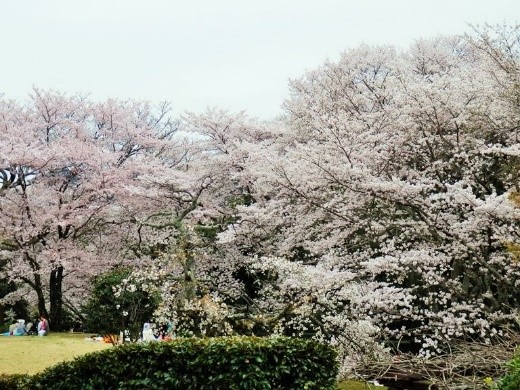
[0, 374, 31, 390]
[6, 336, 338, 389]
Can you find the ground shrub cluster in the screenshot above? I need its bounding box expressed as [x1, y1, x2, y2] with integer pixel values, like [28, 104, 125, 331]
[499, 354, 520, 390]
[20, 336, 337, 389]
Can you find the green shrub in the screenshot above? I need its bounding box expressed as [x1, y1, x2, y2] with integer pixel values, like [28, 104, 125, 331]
[29, 336, 338, 389]
[0, 374, 31, 390]
[82, 267, 159, 342]
[499, 355, 520, 390]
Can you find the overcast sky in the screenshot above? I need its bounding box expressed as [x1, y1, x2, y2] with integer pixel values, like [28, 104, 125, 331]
[1, 0, 519, 119]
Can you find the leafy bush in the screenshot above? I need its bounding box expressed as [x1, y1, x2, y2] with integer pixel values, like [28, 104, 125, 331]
[499, 355, 520, 390]
[1, 258, 30, 327]
[82, 267, 159, 342]
[0, 374, 31, 390]
[29, 336, 338, 389]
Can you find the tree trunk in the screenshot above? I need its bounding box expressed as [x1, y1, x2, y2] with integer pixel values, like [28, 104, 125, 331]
[34, 273, 49, 320]
[21, 272, 48, 320]
[21, 252, 49, 319]
[181, 239, 196, 302]
[49, 265, 64, 331]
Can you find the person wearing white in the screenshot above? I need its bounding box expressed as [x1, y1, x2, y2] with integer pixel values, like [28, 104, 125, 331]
[142, 322, 156, 341]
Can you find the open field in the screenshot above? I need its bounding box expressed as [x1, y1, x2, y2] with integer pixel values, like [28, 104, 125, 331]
[0, 333, 111, 375]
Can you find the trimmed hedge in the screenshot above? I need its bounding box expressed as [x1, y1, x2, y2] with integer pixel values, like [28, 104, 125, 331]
[499, 355, 520, 390]
[29, 336, 338, 389]
[0, 374, 31, 390]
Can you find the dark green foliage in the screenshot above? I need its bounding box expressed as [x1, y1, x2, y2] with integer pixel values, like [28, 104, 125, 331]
[82, 267, 159, 342]
[29, 336, 338, 389]
[0, 259, 29, 326]
[499, 354, 520, 390]
[0, 374, 31, 390]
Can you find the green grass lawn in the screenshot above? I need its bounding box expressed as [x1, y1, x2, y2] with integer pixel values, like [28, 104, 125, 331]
[0, 332, 111, 375]
[337, 380, 387, 389]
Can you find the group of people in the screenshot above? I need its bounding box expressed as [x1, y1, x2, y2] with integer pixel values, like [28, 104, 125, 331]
[142, 321, 172, 341]
[2, 315, 49, 337]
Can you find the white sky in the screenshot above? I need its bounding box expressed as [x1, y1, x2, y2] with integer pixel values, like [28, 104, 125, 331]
[1, 0, 519, 119]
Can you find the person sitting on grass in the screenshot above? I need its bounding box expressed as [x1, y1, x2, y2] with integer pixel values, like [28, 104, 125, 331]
[37, 314, 49, 336]
[8, 322, 17, 335]
[14, 320, 27, 336]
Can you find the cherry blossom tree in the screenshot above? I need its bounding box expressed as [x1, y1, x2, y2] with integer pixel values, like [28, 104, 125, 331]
[1, 25, 519, 382]
[215, 25, 520, 366]
[131, 108, 283, 335]
[0, 89, 179, 329]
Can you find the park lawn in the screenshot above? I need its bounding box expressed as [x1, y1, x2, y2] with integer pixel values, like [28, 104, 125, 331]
[337, 380, 387, 389]
[0, 332, 111, 375]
